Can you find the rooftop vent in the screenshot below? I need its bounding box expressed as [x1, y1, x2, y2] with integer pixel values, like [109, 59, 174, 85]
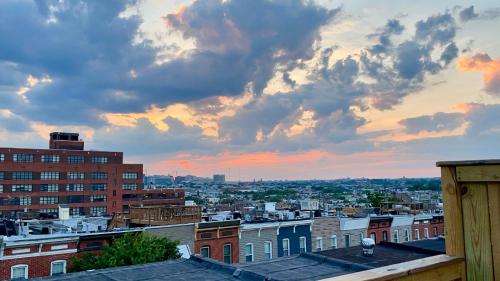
[362, 238, 375, 256]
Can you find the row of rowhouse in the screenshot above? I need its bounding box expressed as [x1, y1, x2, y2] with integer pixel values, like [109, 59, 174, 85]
[0, 214, 443, 280]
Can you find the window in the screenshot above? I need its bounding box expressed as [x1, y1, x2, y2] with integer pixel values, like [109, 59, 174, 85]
[40, 184, 58, 192]
[12, 185, 32, 192]
[41, 155, 60, 163]
[13, 154, 33, 162]
[245, 243, 254, 262]
[11, 264, 28, 279]
[67, 155, 84, 164]
[39, 196, 59, 205]
[299, 236, 307, 253]
[393, 230, 399, 243]
[90, 195, 106, 202]
[19, 196, 31, 205]
[51, 260, 66, 276]
[415, 229, 420, 240]
[370, 232, 376, 241]
[433, 226, 438, 237]
[70, 208, 84, 216]
[90, 206, 106, 216]
[67, 195, 84, 203]
[91, 183, 107, 191]
[122, 184, 137, 190]
[39, 208, 57, 215]
[0, 185, 3, 193]
[424, 228, 429, 239]
[0, 171, 4, 180]
[223, 244, 232, 264]
[0, 153, 4, 162]
[92, 156, 108, 164]
[91, 172, 107, 180]
[331, 235, 337, 249]
[41, 172, 59, 180]
[66, 184, 84, 191]
[122, 172, 138, 179]
[282, 239, 290, 256]
[404, 229, 410, 242]
[316, 237, 323, 252]
[345, 234, 351, 247]
[67, 172, 84, 180]
[200, 246, 210, 258]
[382, 231, 388, 241]
[12, 172, 32, 180]
[264, 241, 272, 260]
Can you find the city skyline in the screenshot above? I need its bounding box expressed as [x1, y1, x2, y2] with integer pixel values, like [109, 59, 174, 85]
[1, 0, 500, 180]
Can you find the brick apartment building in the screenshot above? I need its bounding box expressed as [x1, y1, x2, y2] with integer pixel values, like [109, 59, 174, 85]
[0, 234, 79, 280]
[195, 220, 240, 264]
[0, 132, 184, 218]
[368, 216, 393, 244]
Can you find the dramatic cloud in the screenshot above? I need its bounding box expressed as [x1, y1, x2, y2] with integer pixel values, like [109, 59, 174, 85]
[458, 53, 500, 95]
[399, 112, 465, 134]
[0, 0, 338, 126]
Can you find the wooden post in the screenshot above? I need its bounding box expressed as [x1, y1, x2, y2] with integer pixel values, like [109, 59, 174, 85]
[437, 160, 500, 281]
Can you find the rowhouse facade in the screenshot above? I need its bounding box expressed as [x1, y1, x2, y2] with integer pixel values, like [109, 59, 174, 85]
[0, 132, 184, 218]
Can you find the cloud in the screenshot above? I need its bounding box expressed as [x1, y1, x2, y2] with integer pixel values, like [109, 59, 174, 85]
[458, 53, 500, 95]
[0, 0, 339, 126]
[0, 110, 32, 133]
[459, 6, 479, 22]
[399, 112, 465, 134]
[458, 5, 500, 22]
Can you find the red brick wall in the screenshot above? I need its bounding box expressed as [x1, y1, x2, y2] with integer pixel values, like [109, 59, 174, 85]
[0, 252, 74, 280]
[194, 227, 239, 264]
[368, 222, 391, 244]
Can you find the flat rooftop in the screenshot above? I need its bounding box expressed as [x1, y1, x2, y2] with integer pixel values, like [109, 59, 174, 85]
[37, 254, 368, 281]
[316, 240, 443, 268]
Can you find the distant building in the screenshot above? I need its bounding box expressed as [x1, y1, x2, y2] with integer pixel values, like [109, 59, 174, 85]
[300, 200, 319, 211]
[194, 220, 240, 264]
[412, 214, 433, 241]
[339, 217, 369, 248]
[239, 222, 279, 262]
[276, 220, 312, 257]
[311, 217, 340, 252]
[213, 174, 226, 183]
[368, 217, 393, 244]
[0, 132, 185, 219]
[390, 216, 413, 243]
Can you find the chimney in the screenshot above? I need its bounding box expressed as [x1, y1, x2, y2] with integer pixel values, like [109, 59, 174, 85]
[362, 238, 375, 256]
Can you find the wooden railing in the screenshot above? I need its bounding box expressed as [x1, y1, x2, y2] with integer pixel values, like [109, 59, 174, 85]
[129, 205, 202, 226]
[321, 254, 464, 281]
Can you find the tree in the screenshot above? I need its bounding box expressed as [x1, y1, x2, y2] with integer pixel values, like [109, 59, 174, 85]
[366, 191, 385, 207]
[70, 232, 180, 272]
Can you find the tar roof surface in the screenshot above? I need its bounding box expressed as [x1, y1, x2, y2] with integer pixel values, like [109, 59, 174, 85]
[402, 237, 446, 253]
[317, 241, 441, 268]
[36, 254, 367, 281]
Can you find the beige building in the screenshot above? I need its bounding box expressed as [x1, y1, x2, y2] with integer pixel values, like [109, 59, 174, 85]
[311, 216, 341, 252]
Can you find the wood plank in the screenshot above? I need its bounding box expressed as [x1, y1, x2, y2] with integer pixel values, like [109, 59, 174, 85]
[457, 165, 500, 182]
[440, 167, 465, 259]
[487, 183, 500, 281]
[462, 183, 494, 281]
[318, 255, 463, 281]
[392, 261, 463, 281]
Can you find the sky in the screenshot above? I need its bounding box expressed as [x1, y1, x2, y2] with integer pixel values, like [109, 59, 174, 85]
[1, 0, 500, 180]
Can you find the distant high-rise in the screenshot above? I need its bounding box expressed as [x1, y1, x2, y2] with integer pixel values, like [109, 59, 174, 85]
[0, 132, 184, 218]
[213, 174, 226, 183]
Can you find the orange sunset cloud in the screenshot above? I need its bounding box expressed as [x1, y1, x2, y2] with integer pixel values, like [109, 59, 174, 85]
[458, 53, 500, 94]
